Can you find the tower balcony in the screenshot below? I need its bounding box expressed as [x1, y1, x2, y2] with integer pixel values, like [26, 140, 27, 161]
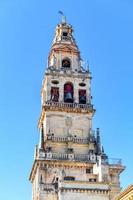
[35, 147, 124, 168]
[42, 101, 95, 113]
[108, 158, 122, 165]
[46, 135, 92, 144]
[37, 151, 97, 163]
[108, 158, 125, 173]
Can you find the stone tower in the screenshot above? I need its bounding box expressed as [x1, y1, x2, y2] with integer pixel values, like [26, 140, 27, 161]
[29, 16, 125, 200]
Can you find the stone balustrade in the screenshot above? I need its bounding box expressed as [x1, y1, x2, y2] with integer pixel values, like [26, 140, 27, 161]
[43, 101, 94, 112]
[47, 135, 89, 144]
[38, 152, 96, 163]
[108, 158, 122, 165]
[40, 183, 55, 191]
[37, 150, 123, 167]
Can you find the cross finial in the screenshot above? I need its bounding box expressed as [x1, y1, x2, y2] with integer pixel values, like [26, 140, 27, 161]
[58, 10, 66, 24]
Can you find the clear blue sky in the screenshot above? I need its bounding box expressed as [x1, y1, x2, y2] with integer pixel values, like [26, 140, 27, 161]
[0, 0, 133, 200]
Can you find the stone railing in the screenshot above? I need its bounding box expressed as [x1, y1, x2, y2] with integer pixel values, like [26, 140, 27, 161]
[38, 152, 96, 163]
[43, 101, 94, 112]
[108, 158, 122, 165]
[40, 183, 55, 191]
[47, 135, 89, 144]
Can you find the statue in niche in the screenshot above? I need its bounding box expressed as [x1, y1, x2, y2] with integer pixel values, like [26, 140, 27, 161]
[65, 117, 72, 128]
[65, 117, 72, 136]
[53, 54, 57, 67]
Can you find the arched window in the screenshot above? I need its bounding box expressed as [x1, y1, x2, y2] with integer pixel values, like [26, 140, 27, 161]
[64, 83, 73, 103]
[51, 87, 59, 102]
[79, 89, 86, 104]
[64, 176, 75, 181]
[62, 58, 71, 68]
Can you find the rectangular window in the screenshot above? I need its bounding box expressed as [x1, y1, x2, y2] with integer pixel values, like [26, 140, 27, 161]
[89, 178, 96, 182]
[63, 32, 68, 36]
[86, 168, 93, 174]
[64, 176, 75, 181]
[67, 148, 73, 153]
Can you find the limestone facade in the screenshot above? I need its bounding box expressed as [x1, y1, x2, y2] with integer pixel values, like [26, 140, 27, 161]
[29, 16, 125, 200]
[114, 185, 133, 200]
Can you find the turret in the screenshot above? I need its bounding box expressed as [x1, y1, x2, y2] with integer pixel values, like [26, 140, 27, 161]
[48, 16, 82, 72]
[96, 128, 101, 155]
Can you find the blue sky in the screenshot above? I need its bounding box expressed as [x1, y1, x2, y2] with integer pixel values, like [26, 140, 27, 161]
[0, 0, 133, 200]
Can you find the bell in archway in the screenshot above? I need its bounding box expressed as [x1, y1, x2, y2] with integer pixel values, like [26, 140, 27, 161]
[79, 90, 86, 104]
[65, 92, 73, 102]
[79, 95, 86, 104]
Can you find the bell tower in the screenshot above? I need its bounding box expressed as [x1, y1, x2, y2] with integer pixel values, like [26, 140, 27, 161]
[29, 16, 125, 200]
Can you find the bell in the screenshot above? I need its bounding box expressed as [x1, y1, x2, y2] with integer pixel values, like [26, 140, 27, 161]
[65, 92, 73, 102]
[79, 96, 86, 104]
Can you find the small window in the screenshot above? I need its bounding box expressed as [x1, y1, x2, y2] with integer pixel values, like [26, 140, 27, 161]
[79, 82, 86, 87]
[67, 148, 73, 153]
[62, 58, 71, 68]
[63, 32, 68, 36]
[86, 168, 93, 174]
[51, 80, 59, 84]
[64, 176, 75, 181]
[89, 178, 96, 182]
[51, 87, 59, 102]
[56, 177, 59, 181]
[79, 90, 86, 104]
[89, 149, 94, 154]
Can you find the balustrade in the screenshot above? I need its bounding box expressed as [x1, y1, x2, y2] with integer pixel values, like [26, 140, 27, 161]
[108, 158, 122, 165]
[40, 183, 55, 191]
[47, 135, 89, 144]
[38, 152, 96, 162]
[43, 101, 93, 110]
[37, 149, 122, 166]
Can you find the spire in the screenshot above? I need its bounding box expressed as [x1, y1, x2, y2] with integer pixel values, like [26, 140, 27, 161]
[39, 124, 44, 150]
[96, 128, 101, 155]
[52, 14, 78, 49]
[47, 16, 81, 72]
[102, 146, 104, 154]
[101, 145, 108, 164]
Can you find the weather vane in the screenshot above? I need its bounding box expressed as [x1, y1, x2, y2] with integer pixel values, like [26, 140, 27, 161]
[58, 10, 66, 24]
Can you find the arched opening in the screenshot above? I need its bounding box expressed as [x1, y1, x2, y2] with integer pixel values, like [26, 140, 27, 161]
[64, 83, 73, 103]
[62, 58, 71, 68]
[79, 89, 86, 104]
[51, 87, 59, 102]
